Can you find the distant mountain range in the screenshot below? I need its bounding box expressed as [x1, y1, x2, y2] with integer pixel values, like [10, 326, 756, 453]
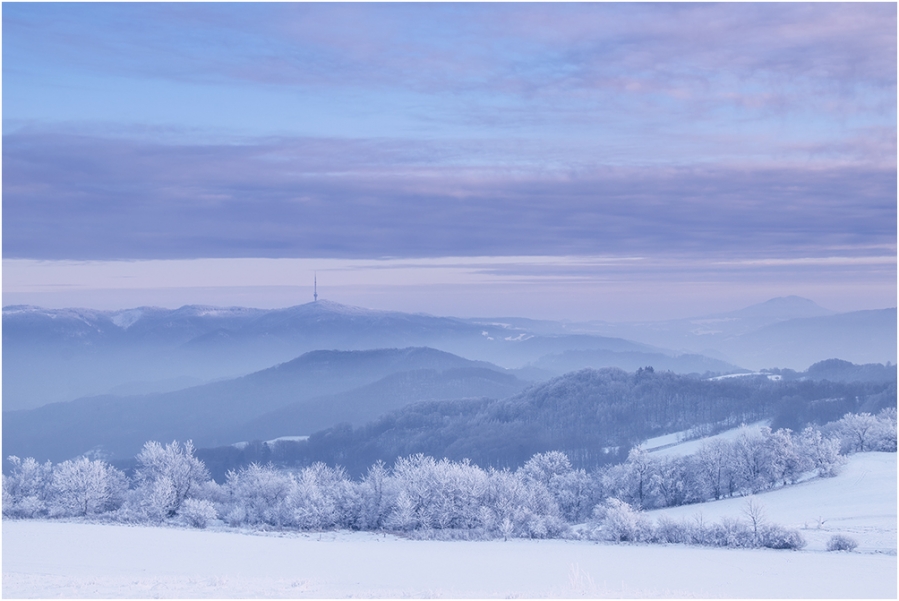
[3, 299, 730, 410]
[3, 296, 894, 413]
[554, 296, 896, 370]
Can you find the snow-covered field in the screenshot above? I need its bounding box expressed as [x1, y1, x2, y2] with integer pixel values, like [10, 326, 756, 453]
[3, 519, 895, 598]
[3, 453, 896, 598]
[647, 452, 897, 554]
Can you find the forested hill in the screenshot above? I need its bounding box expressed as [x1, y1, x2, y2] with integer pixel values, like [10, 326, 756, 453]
[197, 367, 897, 479]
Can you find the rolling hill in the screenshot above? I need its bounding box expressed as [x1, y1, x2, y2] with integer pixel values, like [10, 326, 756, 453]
[2, 347, 527, 463]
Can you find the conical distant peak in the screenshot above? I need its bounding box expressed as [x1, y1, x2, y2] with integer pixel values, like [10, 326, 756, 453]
[732, 296, 833, 319]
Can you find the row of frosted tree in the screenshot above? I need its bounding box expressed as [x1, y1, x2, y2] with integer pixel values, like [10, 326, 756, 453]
[4, 410, 895, 545]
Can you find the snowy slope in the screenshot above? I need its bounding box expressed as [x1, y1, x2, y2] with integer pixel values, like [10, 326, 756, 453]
[643, 420, 770, 456]
[3, 520, 895, 598]
[646, 452, 897, 554]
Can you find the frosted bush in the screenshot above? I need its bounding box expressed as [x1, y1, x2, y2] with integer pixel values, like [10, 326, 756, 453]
[758, 524, 806, 550]
[590, 498, 652, 542]
[179, 498, 218, 529]
[707, 517, 755, 548]
[827, 534, 859, 551]
[653, 516, 690, 544]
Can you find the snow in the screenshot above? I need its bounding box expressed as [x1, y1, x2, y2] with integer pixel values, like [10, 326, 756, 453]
[4, 520, 895, 598]
[707, 372, 781, 381]
[233, 435, 310, 449]
[111, 309, 143, 329]
[645, 421, 770, 456]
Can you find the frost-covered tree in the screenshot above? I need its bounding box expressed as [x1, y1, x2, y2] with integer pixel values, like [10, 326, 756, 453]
[292, 462, 356, 530]
[760, 428, 807, 486]
[3, 456, 53, 518]
[480, 468, 566, 539]
[742, 497, 766, 544]
[519, 451, 572, 485]
[797, 426, 843, 477]
[225, 463, 295, 527]
[597, 447, 658, 508]
[649, 455, 695, 508]
[871, 408, 897, 452]
[390, 455, 488, 532]
[357, 461, 395, 530]
[694, 439, 735, 500]
[835, 412, 880, 453]
[132, 440, 210, 519]
[549, 468, 595, 522]
[731, 429, 772, 494]
[519, 451, 594, 521]
[48, 457, 128, 517]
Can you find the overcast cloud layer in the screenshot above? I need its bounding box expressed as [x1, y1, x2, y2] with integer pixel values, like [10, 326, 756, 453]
[2, 3, 895, 317]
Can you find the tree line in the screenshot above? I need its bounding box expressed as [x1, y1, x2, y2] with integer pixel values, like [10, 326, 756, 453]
[4, 409, 894, 550]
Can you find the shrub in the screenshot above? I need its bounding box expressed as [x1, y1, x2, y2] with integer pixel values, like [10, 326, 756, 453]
[590, 498, 652, 542]
[179, 498, 218, 529]
[758, 524, 806, 550]
[706, 517, 755, 548]
[653, 516, 691, 544]
[826, 534, 859, 551]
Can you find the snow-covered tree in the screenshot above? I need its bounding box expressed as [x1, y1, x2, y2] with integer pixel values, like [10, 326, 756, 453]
[519, 451, 572, 485]
[797, 426, 843, 477]
[48, 457, 128, 517]
[549, 468, 595, 522]
[731, 429, 772, 494]
[357, 461, 395, 530]
[871, 408, 897, 452]
[3, 456, 53, 518]
[291, 462, 356, 530]
[835, 412, 880, 453]
[481, 467, 566, 539]
[132, 440, 210, 519]
[694, 439, 735, 500]
[225, 463, 295, 527]
[390, 455, 488, 532]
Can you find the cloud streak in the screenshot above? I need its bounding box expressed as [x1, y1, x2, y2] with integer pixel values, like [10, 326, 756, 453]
[3, 132, 894, 261]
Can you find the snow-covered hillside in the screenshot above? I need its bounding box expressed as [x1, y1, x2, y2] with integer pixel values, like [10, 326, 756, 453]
[646, 451, 897, 554]
[3, 453, 895, 598]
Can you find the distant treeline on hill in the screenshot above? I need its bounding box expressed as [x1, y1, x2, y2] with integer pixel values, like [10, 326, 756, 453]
[195, 366, 897, 479]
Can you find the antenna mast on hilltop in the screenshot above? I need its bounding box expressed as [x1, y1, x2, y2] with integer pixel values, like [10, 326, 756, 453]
[314, 273, 318, 302]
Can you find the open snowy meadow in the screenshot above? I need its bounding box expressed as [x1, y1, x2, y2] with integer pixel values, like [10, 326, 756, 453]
[4, 452, 895, 598]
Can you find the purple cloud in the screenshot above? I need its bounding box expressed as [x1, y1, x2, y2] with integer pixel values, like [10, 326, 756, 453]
[4, 132, 894, 261]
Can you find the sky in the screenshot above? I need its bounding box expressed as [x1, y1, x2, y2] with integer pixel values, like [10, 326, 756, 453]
[2, 2, 896, 321]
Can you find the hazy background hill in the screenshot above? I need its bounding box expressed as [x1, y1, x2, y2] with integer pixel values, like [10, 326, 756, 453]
[4, 296, 894, 413]
[556, 297, 896, 370]
[1, 348, 529, 463]
[3, 300, 727, 410]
